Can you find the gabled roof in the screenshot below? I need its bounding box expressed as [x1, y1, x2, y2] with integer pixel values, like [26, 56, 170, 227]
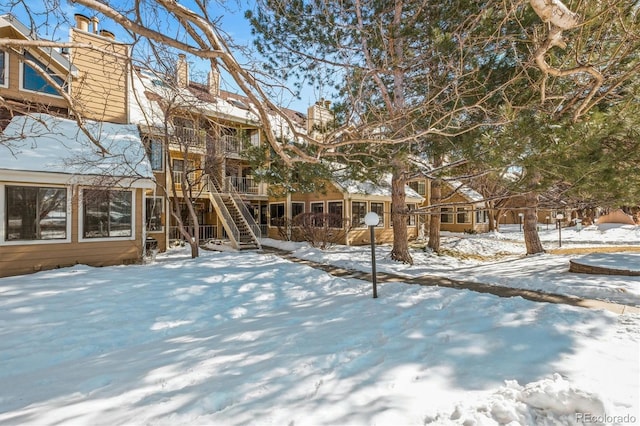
[443, 179, 484, 203]
[0, 113, 154, 185]
[0, 13, 78, 75]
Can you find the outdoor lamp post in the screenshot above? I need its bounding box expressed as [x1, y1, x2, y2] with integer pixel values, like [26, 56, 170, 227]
[556, 214, 564, 247]
[518, 213, 524, 232]
[364, 211, 380, 298]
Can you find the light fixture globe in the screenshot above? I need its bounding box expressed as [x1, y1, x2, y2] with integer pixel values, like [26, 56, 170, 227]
[364, 211, 380, 227]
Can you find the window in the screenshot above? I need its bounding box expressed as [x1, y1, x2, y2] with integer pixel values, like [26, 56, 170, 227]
[83, 190, 132, 238]
[146, 138, 164, 171]
[269, 203, 284, 226]
[352, 201, 367, 228]
[476, 210, 488, 223]
[370, 202, 384, 227]
[328, 201, 343, 228]
[457, 207, 471, 224]
[22, 51, 67, 96]
[441, 207, 454, 223]
[5, 186, 67, 241]
[408, 181, 427, 196]
[0, 50, 7, 88]
[145, 197, 164, 232]
[311, 202, 324, 214]
[407, 203, 417, 226]
[291, 202, 304, 219]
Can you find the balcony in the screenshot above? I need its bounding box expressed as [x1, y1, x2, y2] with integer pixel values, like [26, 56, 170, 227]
[173, 127, 206, 150]
[229, 176, 260, 194]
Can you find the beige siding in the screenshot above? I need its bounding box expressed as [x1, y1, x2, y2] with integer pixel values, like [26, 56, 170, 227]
[0, 28, 71, 111]
[0, 188, 146, 278]
[70, 29, 128, 124]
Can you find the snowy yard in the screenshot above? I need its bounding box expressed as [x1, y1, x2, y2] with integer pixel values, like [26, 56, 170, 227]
[0, 224, 638, 425]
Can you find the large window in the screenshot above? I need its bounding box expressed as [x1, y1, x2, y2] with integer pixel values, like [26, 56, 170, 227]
[5, 186, 67, 241]
[145, 197, 164, 232]
[441, 207, 454, 223]
[146, 138, 164, 171]
[328, 201, 343, 228]
[0, 50, 7, 88]
[457, 207, 471, 224]
[352, 201, 367, 228]
[291, 202, 304, 219]
[83, 190, 132, 238]
[370, 202, 384, 227]
[22, 52, 67, 96]
[269, 203, 284, 226]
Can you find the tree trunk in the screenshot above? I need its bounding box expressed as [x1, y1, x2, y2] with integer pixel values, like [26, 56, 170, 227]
[523, 190, 544, 254]
[427, 177, 442, 252]
[390, 159, 413, 264]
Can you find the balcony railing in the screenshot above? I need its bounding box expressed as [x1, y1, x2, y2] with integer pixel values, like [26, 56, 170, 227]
[169, 225, 218, 242]
[172, 171, 207, 192]
[174, 127, 206, 149]
[222, 134, 244, 155]
[228, 176, 260, 194]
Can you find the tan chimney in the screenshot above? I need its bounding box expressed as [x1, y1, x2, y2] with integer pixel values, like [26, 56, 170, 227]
[99, 29, 115, 40]
[91, 16, 99, 34]
[176, 54, 189, 88]
[74, 14, 90, 32]
[208, 67, 220, 96]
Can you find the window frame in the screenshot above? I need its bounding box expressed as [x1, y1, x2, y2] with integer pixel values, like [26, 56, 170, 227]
[475, 209, 488, 224]
[407, 203, 417, 227]
[79, 188, 135, 241]
[327, 200, 343, 229]
[19, 51, 67, 97]
[145, 196, 164, 232]
[0, 50, 7, 88]
[352, 201, 368, 228]
[456, 207, 471, 224]
[291, 202, 305, 219]
[441, 207, 454, 224]
[370, 202, 384, 227]
[2, 183, 70, 245]
[408, 181, 427, 197]
[268, 202, 285, 227]
[146, 138, 164, 172]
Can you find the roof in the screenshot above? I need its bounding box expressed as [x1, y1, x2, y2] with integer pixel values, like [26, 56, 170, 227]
[0, 13, 78, 75]
[444, 179, 484, 203]
[0, 113, 154, 184]
[335, 173, 424, 201]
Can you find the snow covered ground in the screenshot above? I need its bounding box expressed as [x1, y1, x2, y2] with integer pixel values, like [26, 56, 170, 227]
[0, 224, 638, 425]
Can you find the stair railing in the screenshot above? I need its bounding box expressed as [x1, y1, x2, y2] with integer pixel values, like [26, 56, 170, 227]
[224, 176, 262, 247]
[205, 175, 241, 246]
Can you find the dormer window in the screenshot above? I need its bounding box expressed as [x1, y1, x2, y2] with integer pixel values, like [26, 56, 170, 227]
[21, 51, 67, 96]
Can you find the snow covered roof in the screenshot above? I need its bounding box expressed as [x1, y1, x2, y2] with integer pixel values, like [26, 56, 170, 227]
[0, 113, 154, 186]
[444, 179, 484, 204]
[335, 173, 424, 201]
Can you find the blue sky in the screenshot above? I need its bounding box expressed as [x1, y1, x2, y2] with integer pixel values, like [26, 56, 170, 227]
[1, 1, 320, 113]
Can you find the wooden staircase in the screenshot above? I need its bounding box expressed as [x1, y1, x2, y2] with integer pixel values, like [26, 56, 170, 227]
[206, 176, 261, 250]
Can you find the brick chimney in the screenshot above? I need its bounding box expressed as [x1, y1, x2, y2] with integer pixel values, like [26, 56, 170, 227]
[176, 54, 189, 88]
